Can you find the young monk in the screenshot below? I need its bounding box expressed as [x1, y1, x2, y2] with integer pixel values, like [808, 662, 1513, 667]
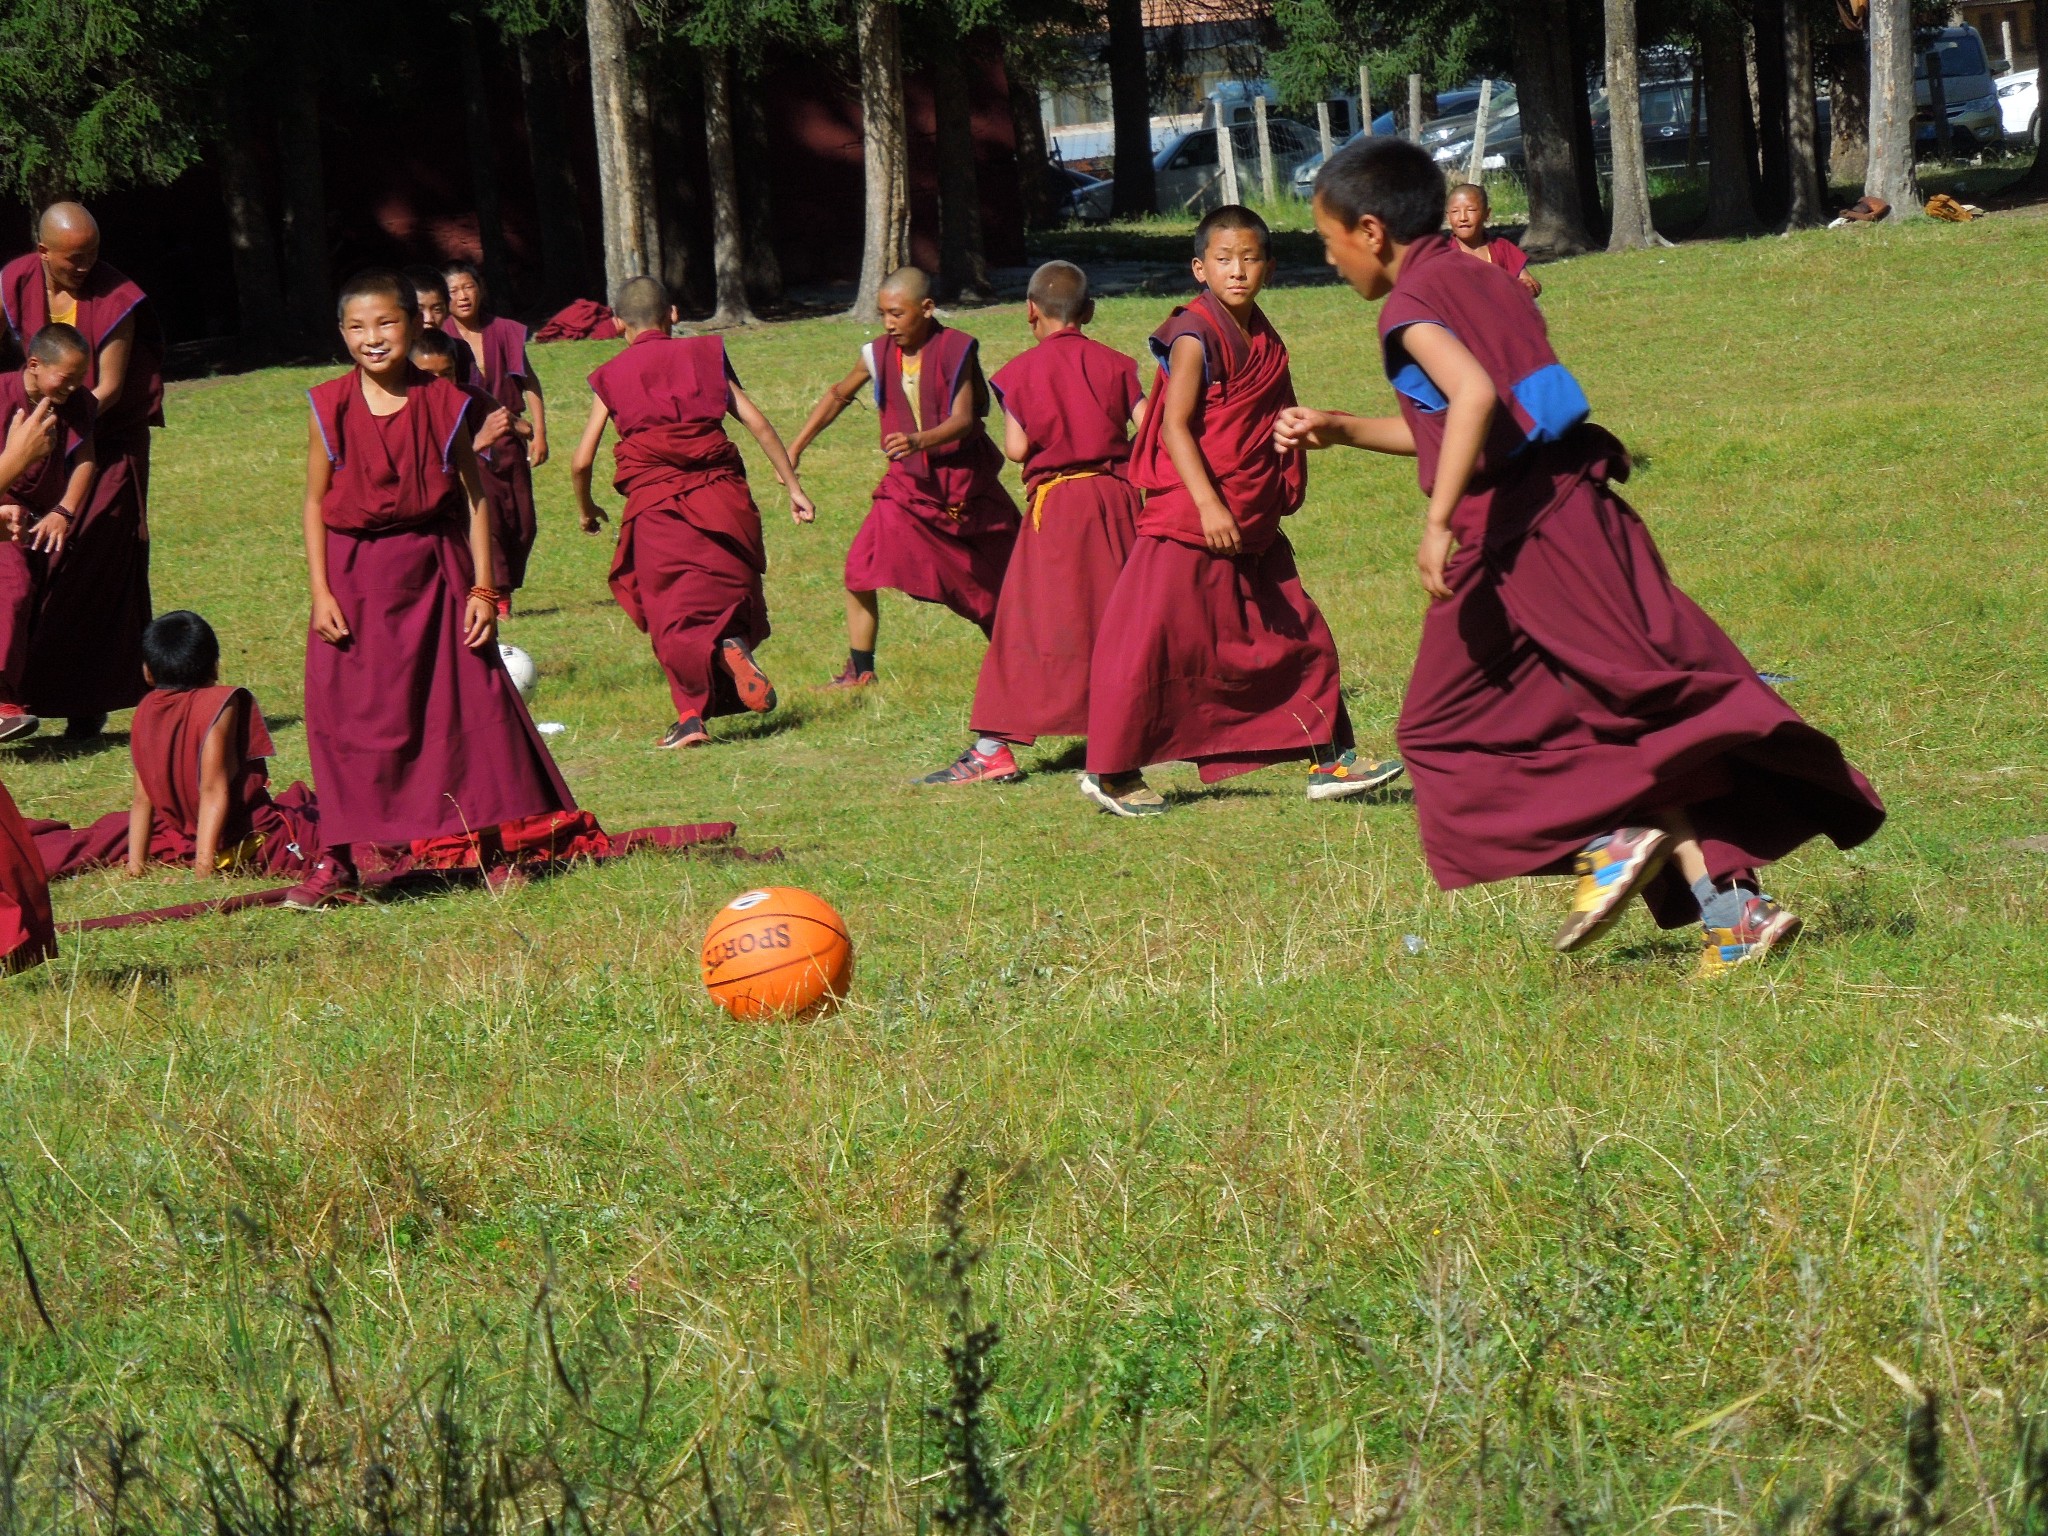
[291, 268, 574, 909]
[1281, 138, 1884, 972]
[410, 328, 512, 455]
[787, 267, 1020, 688]
[0, 404, 59, 973]
[443, 261, 544, 607]
[570, 276, 815, 749]
[1445, 183, 1540, 297]
[405, 265, 453, 332]
[29, 610, 321, 881]
[1080, 206, 1403, 817]
[918, 261, 1144, 786]
[0, 325, 96, 743]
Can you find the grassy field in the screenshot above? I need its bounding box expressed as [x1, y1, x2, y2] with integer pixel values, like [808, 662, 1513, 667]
[1, 206, 2046, 1533]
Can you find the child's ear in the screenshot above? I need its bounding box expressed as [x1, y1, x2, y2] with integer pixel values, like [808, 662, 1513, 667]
[141, 663, 155, 686]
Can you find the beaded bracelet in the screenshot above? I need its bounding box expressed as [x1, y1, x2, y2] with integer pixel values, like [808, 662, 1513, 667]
[468, 584, 502, 605]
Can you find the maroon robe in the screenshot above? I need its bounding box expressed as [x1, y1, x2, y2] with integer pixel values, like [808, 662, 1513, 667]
[1, 252, 160, 718]
[30, 685, 321, 880]
[447, 313, 540, 591]
[1384, 234, 1884, 926]
[972, 329, 1143, 742]
[305, 368, 574, 846]
[0, 773, 53, 973]
[0, 371, 96, 706]
[1086, 293, 1350, 780]
[591, 333, 770, 723]
[843, 325, 1019, 628]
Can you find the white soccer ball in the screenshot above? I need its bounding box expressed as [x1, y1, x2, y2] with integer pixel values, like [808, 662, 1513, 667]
[499, 644, 537, 698]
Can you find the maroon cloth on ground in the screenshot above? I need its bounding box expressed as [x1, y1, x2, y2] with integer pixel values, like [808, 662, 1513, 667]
[593, 334, 771, 722]
[972, 331, 1145, 742]
[306, 369, 573, 847]
[534, 299, 624, 343]
[845, 325, 1019, 626]
[1126, 290, 1307, 555]
[1085, 533, 1352, 780]
[448, 313, 540, 591]
[0, 371, 95, 705]
[0, 773, 54, 971]
[4, 252, 164, 720]
[1382, 234, 1885, 926]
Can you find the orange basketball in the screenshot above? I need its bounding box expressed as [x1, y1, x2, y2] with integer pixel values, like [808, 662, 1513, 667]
[700, 887, 853, 1020]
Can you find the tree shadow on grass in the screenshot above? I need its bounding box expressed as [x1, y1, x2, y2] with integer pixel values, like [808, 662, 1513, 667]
[5, 732, 130, 764]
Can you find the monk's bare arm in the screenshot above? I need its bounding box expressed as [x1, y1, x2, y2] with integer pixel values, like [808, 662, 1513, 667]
[191, 699, 240, 880]
[1129, 394, 1149, 436]
[568, 396, 611, 533]
[126, 771, 152, 878]
[1273, 407, 1415, 457]
[304, 417, 349, 644]
[788, 364, 870, 465]
[452, 433, 498, 650]
[523, 385, 549, 467]
[30, 448, 95, 555]
[1158, 335, 1238, 555]
[0, 401, 56, 492]
[94, 315, 135, 412]
[1401, 322, 1497, 601]
[1001, 408, 1029, 464]
[731, 386, 816, 524]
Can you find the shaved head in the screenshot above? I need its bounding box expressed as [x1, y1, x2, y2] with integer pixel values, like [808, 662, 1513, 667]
[615, 275, 672, 331]
[879, 266, 930, 305]
[28, 323, 87, 366]
[1026, 260, 1091, 325]
[37, 202, 97, 246]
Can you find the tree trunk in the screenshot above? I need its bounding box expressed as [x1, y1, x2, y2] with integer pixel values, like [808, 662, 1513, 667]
[275, 4, 331, 342]
[1606, 0, 1658, 248]
[518, 36, 592, 306]
[587, 0, 658, 300]
[933, 41, 992, 301]
[650, 77, 695, 307]
[735, 83, 784, 305]
[1864, 0, 1922, 213]
[457, 20, 510, 304]
[1512, 0, 1596, 255]
[1783, 1, 1826, 225]
[1751, 0, 1792, 224]
[1829, 35, 1870, 184]
[212, 87, 287, 350]
[1702, 14, 1762, 234]
[2011, 0, 2048, 190]
[1007, 54, 1060, 229]
[700, 49, 754, 327]
[851, 0, 911, 322]
[1106, 0, 1155, 216]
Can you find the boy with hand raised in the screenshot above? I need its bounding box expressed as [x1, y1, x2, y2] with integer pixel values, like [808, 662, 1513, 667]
[1081, 206, 1401, 817]
[1280, 138, 1883, 972]
[788, 267, 1019, 689]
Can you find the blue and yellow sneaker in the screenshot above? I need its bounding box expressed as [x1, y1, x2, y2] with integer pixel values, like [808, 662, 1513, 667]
[1553, 827, 1670, 952]
[1306, 750, 1405, 802]
[1699, 895, 1803, 975]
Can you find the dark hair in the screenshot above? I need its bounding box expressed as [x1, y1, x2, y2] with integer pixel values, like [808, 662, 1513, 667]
[403, 263, 450, 303]
[409, 328, 460, 364]
[1315, 137, 1447, 241]
[442, 259, 487, 302]
[142, 610, 219, 689]
[1026, 260, 1092, 324]
[614, 274, 671, 330]
[336, 267, 417, 323]
[1193, 204, 1270, 260]
[28, 322, 87, 365]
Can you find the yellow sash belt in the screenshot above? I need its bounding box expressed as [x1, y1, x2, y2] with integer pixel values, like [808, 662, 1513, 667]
[1028, 469, 1107, 530]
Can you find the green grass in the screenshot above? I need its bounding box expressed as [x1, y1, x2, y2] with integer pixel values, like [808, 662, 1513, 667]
[2, 207, 2047, 1532]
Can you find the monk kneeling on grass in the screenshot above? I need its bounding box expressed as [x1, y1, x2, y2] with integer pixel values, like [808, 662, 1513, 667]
[570, 277, 814, 750]
[1081, 205, 1402, 818]
[1281, 138, 1885, 973]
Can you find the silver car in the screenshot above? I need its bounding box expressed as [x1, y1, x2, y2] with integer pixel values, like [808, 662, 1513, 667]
[1152, 118, 1325, 213]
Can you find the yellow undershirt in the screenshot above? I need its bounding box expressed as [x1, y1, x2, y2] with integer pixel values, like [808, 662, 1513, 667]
[48, 291, 76, 328]
[898, 350, 923, 431]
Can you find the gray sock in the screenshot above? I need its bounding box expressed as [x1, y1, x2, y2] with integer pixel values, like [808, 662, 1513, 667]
[974, 736, 1007, 756]
[1697, 879, 1753, 929]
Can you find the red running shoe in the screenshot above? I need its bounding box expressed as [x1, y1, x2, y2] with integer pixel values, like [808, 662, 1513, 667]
[822, 660, 878, 690]
[719, 638, 778, 713]
[0, 704, 39, 744]
[917, 742, 1023, 785]
[283, 854, 362, 911]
